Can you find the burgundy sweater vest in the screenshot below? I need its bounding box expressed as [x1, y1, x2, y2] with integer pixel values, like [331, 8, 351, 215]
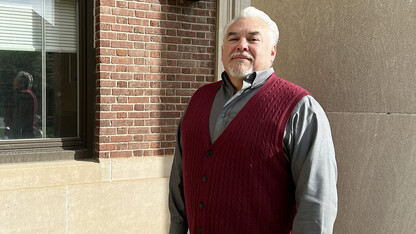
[181, 74, 309, 234]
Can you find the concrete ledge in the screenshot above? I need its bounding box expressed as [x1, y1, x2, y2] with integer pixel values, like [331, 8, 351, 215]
[0, 156, 173, 191]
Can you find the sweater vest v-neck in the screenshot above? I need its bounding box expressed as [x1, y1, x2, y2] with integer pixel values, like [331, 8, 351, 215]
[181, 73, 309, 234]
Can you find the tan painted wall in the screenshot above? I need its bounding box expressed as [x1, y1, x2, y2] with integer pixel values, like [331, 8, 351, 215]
[252, 0, 416, 233]
[0, 157, 172, 233]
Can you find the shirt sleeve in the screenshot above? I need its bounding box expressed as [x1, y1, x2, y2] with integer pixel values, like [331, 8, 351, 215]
[283, 95, 338, 234]
[168, 115, 189, 234]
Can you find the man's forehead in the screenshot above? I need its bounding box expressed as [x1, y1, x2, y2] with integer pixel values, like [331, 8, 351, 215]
[226, 31, 261, 37]
[226, 17, 266, 35]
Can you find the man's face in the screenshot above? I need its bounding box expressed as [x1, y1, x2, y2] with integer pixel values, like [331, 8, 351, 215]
[221, 17, 276, 79]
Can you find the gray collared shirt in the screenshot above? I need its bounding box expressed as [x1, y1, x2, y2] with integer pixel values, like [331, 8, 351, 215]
[169, 68, 338, 234]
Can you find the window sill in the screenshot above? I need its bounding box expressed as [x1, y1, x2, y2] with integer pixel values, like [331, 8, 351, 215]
[0, 148, 91, 164]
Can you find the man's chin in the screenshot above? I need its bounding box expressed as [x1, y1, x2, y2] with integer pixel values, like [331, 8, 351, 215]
[228, 65, 253, 78]
[229, 70, 253, 78]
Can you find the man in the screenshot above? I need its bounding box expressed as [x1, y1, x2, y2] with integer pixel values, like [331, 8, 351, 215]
[169, 6, 337, 234]
[4, 71, 38, 139]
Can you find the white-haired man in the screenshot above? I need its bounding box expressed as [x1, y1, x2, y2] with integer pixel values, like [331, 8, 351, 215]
[169, 6, 337, 234]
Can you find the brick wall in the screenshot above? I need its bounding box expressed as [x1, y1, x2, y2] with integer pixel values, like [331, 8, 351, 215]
[94, 0, 217, 158]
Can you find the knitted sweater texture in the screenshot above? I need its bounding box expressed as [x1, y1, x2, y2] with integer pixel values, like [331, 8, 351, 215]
[181, 74, 309, 234]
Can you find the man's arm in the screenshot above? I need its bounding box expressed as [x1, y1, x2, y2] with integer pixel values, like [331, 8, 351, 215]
[284, 95, 338, 234]
[168, 117, 189, 234]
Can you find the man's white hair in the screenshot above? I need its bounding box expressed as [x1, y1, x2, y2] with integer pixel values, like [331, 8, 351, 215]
[223, 6, 279, 46]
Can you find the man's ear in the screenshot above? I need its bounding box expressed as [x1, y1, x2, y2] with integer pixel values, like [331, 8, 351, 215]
[270, 45, 277, 63]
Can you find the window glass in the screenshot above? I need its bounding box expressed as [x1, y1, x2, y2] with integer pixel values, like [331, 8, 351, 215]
[0, 0, 78, 140]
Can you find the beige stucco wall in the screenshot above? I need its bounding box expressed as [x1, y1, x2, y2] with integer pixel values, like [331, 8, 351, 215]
[252, 0, 416, 233]
[0, 157, 172, 233]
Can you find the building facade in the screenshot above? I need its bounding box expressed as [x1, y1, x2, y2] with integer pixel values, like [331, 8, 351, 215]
[0, 0, 216, 232]
[1, 0, 416, 233]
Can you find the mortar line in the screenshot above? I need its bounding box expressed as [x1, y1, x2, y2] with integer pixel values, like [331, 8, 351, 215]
[110, 158, 113, 182]
[66, 185, 69, 234]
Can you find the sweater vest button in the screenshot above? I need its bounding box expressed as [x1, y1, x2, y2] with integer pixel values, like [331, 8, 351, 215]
[202, 176, 208, 182]
[206, 150, 213, 157]
[198, 227, 203, 233]
[199, 202, 204, 209]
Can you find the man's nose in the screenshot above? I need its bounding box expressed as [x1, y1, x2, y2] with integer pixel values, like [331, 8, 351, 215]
[236, 38, 249, 51]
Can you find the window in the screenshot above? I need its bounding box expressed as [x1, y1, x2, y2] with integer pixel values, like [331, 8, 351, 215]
[0, 0, 94, 163]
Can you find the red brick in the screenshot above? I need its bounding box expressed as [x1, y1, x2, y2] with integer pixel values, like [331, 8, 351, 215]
[129, 66, 149, 73]
[129, 81, 149, 88]
[116, 143, 128, 150]
[133, 150, 144, 156]
[96, 40, 111, 48]
[110, 151, 133, 158]
[95, 0, 216, 158]
[135, 10, 146, 18]
[116, 96, 128, 103]
[97, 112, 117, 119]
[143, 149, 165, 156]
[111, 104, 134, 111]
[99, 31, 116, 39]
[129, 34, 150, 42]
[115, 65, 126, 72]
[128, 127, 150, 134]
[98, 57, 110, 63]
[161, 6, 181, 14]
[150, 5, 161, 11]
[98, 144, 116, 151]
[97, 0, 115, 7]
[128, 142, 150, 150]
[111, 41, 133, 48]
[144, 134, 165, 141]
[129, 97, 150, 103]
[129, 18, 149, 26]
[117, 112, 127, 118]
[129, 112, 150, 118]
[177, 15, 196, 23]
[146, 11, 166, 20]
[116, 17, 128, 24]
[177, 60, 196, 67]
[111, 135, 132, 143]
[98, 136, 111, 143]
[145, 43, 166, 50]
[150, 111, 180, 119]
[97, 127, 117, 135]
[97, 7, 110, 14]
[128, 50, 148, 57]
[112, 8, 134, 17]
[150, 127, 161, 134]
[111, 73, 133, 80]
[111, 24, 133, 32]
[128, 2, 150, 10]
[160, 21, 181, 29]
[111, 119, 134, 127]
[162, 36, 182, 44]
[116, 1, 127, 8]
[112, 57, 133, 64]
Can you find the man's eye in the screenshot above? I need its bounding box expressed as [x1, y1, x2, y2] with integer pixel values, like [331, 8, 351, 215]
[229, 38, 238, 41]
[250, 38, 259, 41]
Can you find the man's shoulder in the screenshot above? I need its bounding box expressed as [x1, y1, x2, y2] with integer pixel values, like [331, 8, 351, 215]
[268, 74, 310, 96]
[198, 80, 222, 90]
[193, 80, 222, 96]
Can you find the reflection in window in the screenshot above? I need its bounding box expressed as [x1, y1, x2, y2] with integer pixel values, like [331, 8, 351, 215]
[0, 0, 78, 140]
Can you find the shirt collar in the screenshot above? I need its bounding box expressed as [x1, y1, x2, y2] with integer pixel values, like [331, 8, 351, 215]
[221, 67, 275, 94]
